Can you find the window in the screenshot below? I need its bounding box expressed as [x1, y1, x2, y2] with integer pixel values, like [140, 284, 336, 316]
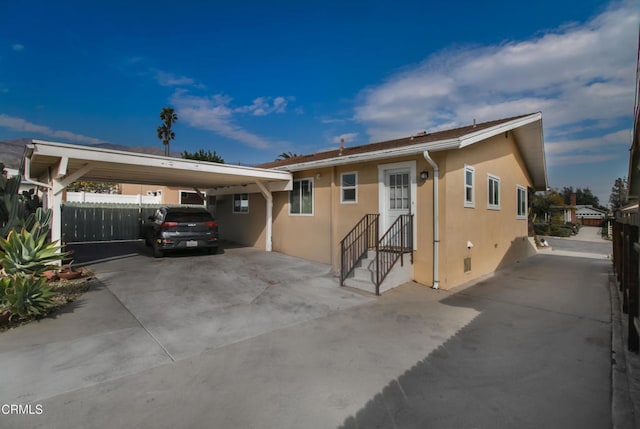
[517, 186, 527, 219]
[290, 178, 314, 215]
[488, 174, 500, 210]
[341, 172, 357, 203]
[389, 172, 410, 209]
[464, 165, 475, 207]
[233, 194, 249, 213]
[180, 190, 205, 206]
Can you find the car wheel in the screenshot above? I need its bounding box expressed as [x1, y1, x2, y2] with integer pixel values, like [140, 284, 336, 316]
[153, 242, 164, 258]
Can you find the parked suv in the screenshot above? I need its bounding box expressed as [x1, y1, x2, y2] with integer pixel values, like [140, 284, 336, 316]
[144, 207, 219, 257]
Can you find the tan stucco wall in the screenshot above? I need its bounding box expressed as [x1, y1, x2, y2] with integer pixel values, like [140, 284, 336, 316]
[216, 193, 266, 248]
[436, 132, 536, 289]
[119, 184, 181, 204]
[271, 169, 333, 264]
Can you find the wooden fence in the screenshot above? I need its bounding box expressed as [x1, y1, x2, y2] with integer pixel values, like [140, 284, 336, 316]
[612, 210, 640, 353]
[61, 203, 162, 242]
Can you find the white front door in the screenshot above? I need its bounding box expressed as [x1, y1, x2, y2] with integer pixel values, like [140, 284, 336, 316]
[378, 160, 417, 243]
[384, 169, 411, 231]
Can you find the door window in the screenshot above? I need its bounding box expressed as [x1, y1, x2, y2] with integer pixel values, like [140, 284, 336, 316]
[389, 173, 409, 210]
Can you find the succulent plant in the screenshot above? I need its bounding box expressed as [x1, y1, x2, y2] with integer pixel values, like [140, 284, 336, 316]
[1, 274, 54, 320]
[0, 228, 67, 276]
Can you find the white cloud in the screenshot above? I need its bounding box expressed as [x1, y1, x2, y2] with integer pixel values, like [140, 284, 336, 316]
[11, 43, 24, 52]
[234, 96, 291, 116]
[154, 70, 195, 87]
[170, 90, 273, 149]
[355, 1, 639, 143]
[0, 114, 104, 144]
[546, 129, 631, 155]
[332, 133, 358, 144]
[550, 153, 622, 165]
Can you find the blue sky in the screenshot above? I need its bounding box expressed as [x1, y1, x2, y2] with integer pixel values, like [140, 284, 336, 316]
[0, 0, 638, 205]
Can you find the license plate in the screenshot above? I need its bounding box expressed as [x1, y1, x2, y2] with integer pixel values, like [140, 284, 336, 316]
[186, 240, 198, 247]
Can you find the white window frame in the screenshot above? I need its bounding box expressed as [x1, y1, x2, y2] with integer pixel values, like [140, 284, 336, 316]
[233, 193, 249, 214]
[289, 177, 314, 216]
[464, 165, 475, 208]
[516, 185, 528, 219]
[340, 171, 358, 204]
[179, 189, 206, 206]
[487, 174, 501, 210]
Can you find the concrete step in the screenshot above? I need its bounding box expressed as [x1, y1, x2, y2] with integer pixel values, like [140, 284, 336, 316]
[343, 277, 376, 294]
[353, 266, 373, 282]
[344, 253, 414, 295]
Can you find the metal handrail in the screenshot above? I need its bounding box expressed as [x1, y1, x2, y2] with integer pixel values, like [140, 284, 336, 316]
[340, 214, 379, 285]
[375, 214, 414, 295]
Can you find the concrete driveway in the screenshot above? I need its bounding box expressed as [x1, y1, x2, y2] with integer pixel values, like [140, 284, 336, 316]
[0, 239, 615, 428]
[0, 242, 372, 405]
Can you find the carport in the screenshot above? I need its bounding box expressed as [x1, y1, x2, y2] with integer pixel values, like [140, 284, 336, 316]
[22, 139, 292, 251]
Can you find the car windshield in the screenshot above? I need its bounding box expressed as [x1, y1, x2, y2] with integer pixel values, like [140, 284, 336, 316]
[165, 211, 213, 222]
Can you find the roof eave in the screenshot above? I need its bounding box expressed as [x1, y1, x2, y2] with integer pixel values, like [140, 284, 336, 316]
[274, 138, 461, 172]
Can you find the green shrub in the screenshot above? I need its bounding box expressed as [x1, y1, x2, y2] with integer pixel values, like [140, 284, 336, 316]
[550, 225, 572, 237]
[1, 274, 54, 320]
[534, 223, 550, 235]
[0, 228, 66, 276]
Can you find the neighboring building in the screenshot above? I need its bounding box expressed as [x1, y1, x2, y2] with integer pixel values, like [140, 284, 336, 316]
[556, 193, 607, 226]
[119, 184, 215, 207]
[212, 113, 547, 292]
[575, 206, 607, 226]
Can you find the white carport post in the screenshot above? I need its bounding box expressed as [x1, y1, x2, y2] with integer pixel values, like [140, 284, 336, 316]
[254, 180, 273, 252]
[49, 160, 92, 246]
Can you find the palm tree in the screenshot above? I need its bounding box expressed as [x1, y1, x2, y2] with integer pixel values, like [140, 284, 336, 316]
[276, 151, 299, 161]
[157, 107, 178, 157]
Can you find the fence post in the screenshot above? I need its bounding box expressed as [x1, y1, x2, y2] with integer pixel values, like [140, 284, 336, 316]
[340, 240, 344, 286]
[400, 216, 404, 267]
[630, 224, 640, 352]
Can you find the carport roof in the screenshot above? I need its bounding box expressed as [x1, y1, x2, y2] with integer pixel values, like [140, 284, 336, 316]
[24, 140, 292, 189]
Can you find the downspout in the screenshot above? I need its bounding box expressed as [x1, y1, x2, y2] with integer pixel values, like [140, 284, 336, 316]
[423, 150, 440, 289]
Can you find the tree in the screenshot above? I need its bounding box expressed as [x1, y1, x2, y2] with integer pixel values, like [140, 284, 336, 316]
[157, 107, 178, 157]
[181, 149, 224, 163]
[276, 151, 299, 161]
[609, 177, 628, 209]
[531, 189, 565, 223]
[559, 186, 601, 208]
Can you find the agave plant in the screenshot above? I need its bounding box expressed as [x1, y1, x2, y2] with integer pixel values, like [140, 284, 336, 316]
[0, 228, 67, 276]
[2, 274, 54, 320]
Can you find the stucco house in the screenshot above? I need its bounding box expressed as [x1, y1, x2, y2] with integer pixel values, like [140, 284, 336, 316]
[211, 112, 547, 293]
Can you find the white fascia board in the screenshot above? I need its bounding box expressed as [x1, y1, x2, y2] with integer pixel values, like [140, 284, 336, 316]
[457, 113, 542, 148]
[275, 138, 461, 172]
[29, 140, 291, 182]
[275, 113, 543, 172]
[206, 180, 292, 196]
